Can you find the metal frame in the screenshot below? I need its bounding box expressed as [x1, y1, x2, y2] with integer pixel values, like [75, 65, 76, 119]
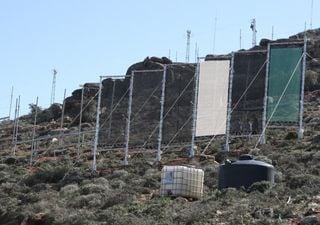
[59, 89, 66, 146]
[12, 96, 20, 155]
[77, 86, 85, 160]
[260, 40, 306, 144]
[261, 44, 271, 144]
[298, 35, 307, 139]
[269, 41, 304, 46]
[123, 69, 164, 165]
[190, 59, 200, 157]
[157, 65, 167, 161]
[30, 97, 39, 165]
[92, 77, 103, 171]
[225, 53, 235, 151]
[124, 72, 134, 165]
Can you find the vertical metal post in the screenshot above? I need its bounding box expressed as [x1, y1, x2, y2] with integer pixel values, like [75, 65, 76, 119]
[157, 65, 167, 162]
[190, 60, 200, 157]
[124, 72, 134, 165]
[77, 86, 85, 159]
[13, 96, 20, 155]
[107, 80, 116, 141]
[298, 33, 307, 139]
[225, 53, 235, 151]
[186, 30, 191, 63]
[30, 96, 39, 165]
[251, 18, 257, 47]
[92, 77, 103, 171]
[9, 86, 13, 119]
[12, 98, 18, 144]
[59, 89, 66, 146]
[261, 43, 271, 145]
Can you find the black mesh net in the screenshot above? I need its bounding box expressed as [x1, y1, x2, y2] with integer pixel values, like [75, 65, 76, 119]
[230, 51, 267, 135]
[129, 71, 163, 147]
[162, 64, 196, 144]
[99, 78, 129, 147]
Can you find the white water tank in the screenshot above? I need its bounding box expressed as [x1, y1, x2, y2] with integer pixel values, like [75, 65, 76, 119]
[160, 166, 204, 199]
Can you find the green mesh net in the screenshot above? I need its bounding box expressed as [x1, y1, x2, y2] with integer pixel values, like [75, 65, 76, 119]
[267, 46, 303, 123]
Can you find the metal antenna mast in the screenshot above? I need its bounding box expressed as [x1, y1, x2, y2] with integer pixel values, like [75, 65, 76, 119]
[213, 17, 217, 54]
[185, 30, 191, 63]
[310, 0, 314, 29]
[239, 29, 242, 49]
[51, 69, 57, 105]
[250, 18, 257, 47]
[271, 26, 274, 40]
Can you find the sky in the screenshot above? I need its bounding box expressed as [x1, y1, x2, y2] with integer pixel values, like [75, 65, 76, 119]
[0, 0, 318, 117]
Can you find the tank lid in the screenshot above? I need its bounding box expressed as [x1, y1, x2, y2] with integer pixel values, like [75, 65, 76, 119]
[239, 154, 254, 160]
[222, 154, 274, 168]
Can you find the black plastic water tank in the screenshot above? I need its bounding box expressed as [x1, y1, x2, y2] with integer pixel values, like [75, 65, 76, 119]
[218, 154, 275, 189]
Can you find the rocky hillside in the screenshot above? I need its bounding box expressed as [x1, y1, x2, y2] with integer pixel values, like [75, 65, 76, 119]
[0, 29, 319, 225]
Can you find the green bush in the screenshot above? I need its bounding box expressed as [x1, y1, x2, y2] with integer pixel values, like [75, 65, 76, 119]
[24, 165, 69, 186]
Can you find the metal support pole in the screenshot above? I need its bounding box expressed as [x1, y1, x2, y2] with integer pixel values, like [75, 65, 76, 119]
[225, 52, 235, 151]
[13, 96, 20, 155]
[298, 33, 307, 139]
[77, 86, 85, 159]
[59, 89, 66, 146]
[92, 77, 103, 171]
[9, 86, 13, 119]
[30, 96, 39, 165]
[12, 98, 18, 145]
[190, 60, 200, 157]
[124, 72, 134, 165]
[107, 80, 116, 142]
[157, 65, 167, 162]
[261, 44, 271, 145]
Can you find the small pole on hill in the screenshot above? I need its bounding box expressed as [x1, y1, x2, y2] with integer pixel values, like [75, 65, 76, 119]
[8, 86, 13, 119]
[30, 96, 39, 165]
[271, 26, 274, 40]
[59, 89, 66, 147]
[239, 29, 242, 49]
[51, 69, 57, 105]
[310, 0, 314, 29]
[250, 18, 257, 47]
[77, 85, 85, 160]
[186, 30, 191, 63]
[13, 95, 20, 155]
[12, 98, 18, 145]
[213, 17, 217, 54]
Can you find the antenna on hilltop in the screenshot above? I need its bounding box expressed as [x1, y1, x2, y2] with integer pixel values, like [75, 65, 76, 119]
[213, 17, 217, 54]
[239, 29, 242, 49]
[310, 0, 314, 29]
[250, 18, 257, 47]
[186, 30, 191, 63]
[51, 69, 57, 105]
